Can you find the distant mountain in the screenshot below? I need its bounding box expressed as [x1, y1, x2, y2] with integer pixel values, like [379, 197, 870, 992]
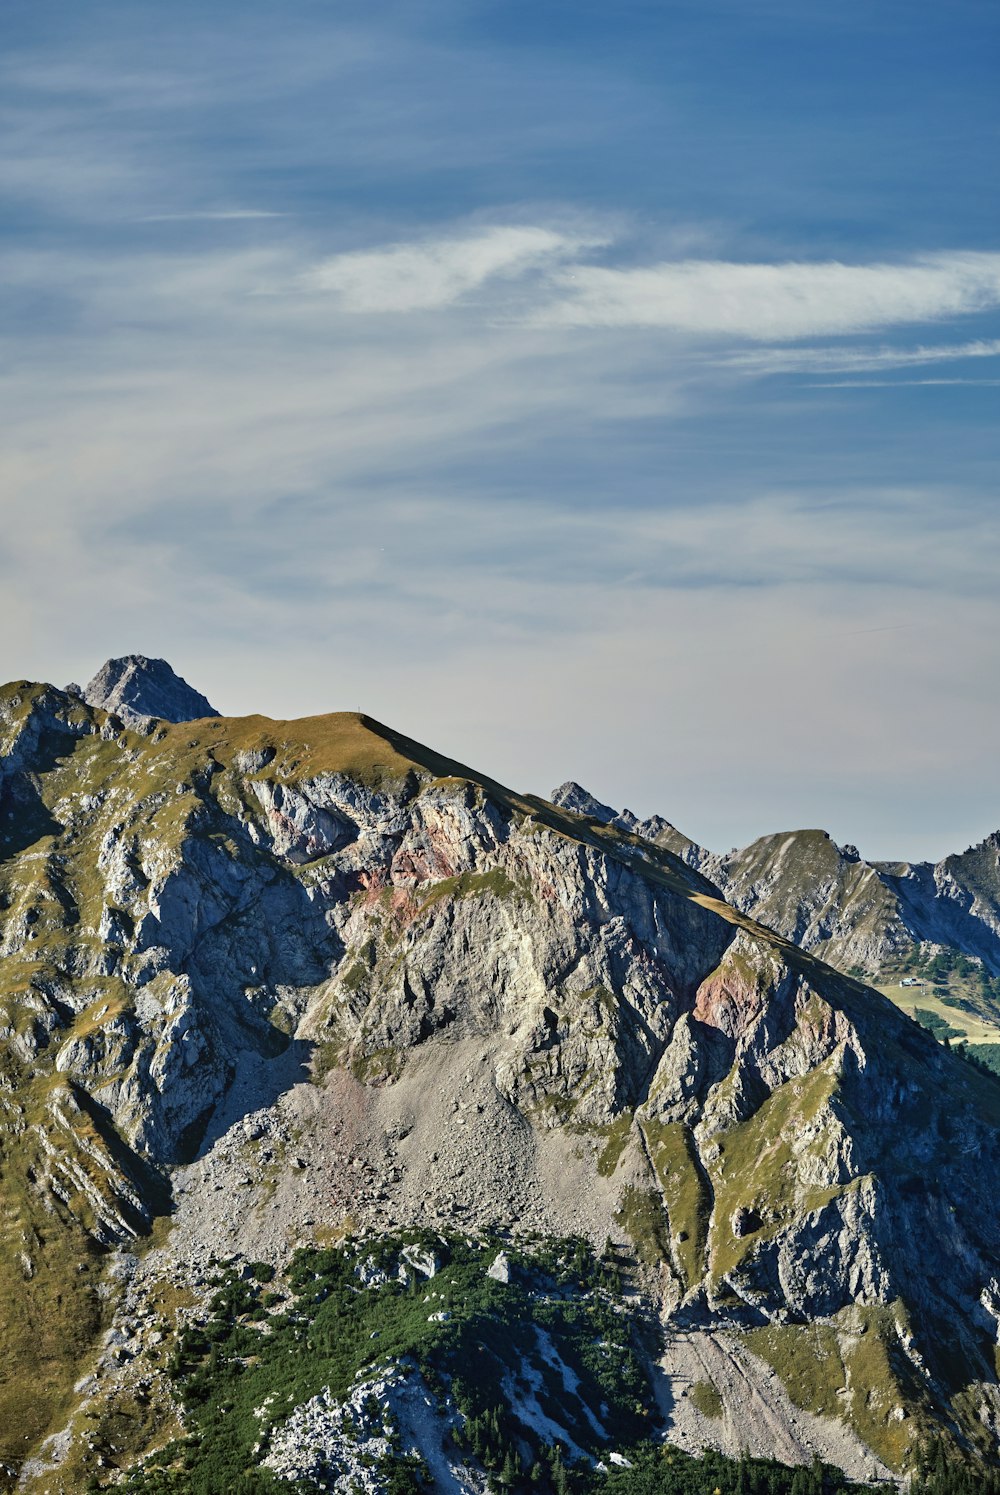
[551, 780, 699, 861]
[707, 830, 1000, 984]
[70, 654, 218, 727]
[3, 672, 1000, 1489]
[551, 784, 1000, 991]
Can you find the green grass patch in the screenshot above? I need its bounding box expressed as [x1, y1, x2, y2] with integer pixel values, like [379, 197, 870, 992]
[349, 1045, 404, 1086]
[596, 1113, 634, 1177]
[414, 868, 530, 916]
[339, 960, 369, 993]
[707, 1066, 840, 1283]
[615, 1186, 672, 1268]
[688, 1378, 723, 1419]
[0, 1121, 110, 1477]
[640, 1121, 709, 1291]
[310, 1037, 345, 1083]
[745, 1306, 931, 1472]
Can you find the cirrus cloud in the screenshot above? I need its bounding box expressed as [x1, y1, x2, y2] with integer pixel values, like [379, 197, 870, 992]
[720, 335, 1000, 375]
[540, 251, 1000, 341]
[309, 223, 608, 314]
[303, 230, 1000, 349]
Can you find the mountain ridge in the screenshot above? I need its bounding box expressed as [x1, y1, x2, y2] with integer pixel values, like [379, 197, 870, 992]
[2, 666, 1000, 1489]
[550, 782, 1000, 999]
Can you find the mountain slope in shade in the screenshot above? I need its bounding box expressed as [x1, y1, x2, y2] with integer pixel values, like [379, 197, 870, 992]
[74, 654, 219, 727]
[1, 678, 1000, 1489]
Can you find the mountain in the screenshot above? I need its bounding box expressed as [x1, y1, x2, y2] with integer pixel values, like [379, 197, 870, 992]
[705, 831, 1000, 983]
[71, 654, 219, 727]
[550, 784, 1000, 1038]
[2, 671, 1000, 1492]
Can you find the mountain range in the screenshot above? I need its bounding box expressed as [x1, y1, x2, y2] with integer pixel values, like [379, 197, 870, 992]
[551, 784, 1000, 1046]
[2, 658, 999, 1493]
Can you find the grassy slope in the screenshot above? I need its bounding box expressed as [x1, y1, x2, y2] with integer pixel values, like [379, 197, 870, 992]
[879, 984, 1000, 1044]
[0, 1128, 106, 1467]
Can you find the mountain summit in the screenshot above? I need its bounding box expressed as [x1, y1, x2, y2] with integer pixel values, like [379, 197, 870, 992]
[76, 654, 218, 726]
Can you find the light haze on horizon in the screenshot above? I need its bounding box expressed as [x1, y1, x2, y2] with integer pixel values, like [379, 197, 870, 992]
[2, 0, 999, 862]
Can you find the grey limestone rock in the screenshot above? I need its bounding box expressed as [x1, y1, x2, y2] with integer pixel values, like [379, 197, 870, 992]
[554, 782, 1000, 980]
[82, 655, 218, 726]
[550, 781, 619, 824]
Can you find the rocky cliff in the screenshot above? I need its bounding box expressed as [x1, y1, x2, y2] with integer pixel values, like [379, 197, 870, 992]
[551, 784, 1000, 987]
[2, 676, 1000, 1489]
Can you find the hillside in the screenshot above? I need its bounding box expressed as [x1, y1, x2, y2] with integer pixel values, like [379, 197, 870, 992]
[2, 669, 1000, 1490]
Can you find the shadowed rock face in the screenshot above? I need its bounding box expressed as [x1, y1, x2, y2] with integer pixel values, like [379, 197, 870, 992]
[79, 655, 218, 726]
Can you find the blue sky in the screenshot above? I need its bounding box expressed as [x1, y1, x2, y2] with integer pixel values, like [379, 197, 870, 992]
[2, 0, 999, 859]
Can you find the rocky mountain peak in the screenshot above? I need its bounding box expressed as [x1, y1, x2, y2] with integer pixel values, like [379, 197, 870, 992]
[550, 780, 619, 824]
[550, 780, 699, 863]
[77, 655, 218, 726]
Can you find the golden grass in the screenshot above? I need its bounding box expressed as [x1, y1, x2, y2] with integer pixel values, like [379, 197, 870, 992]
[745, 1306, 930, 1471]
[0, 1149, 107, 1474]
[880, 984, 1000, 1044]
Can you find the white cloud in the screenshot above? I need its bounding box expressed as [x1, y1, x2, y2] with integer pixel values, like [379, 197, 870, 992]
[308, 224, 606, 313]
[722, 335, 1000, 375]
[305, 234, 1000, 346]
[3, 221, 1000, 863]
[541, 252, 1000, 341]
[813, 378, 1000, 388]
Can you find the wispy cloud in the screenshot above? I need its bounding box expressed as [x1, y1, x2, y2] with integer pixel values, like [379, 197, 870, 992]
[723, 336, 1000, 375]
[139, 209, 290, 222]
[3, 0, 999, 862]
[812, 378, 1000, 388]
[540, 253, 1000, 340]
[308, 224, 607, 313]
[302, 233, 1000, 349]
